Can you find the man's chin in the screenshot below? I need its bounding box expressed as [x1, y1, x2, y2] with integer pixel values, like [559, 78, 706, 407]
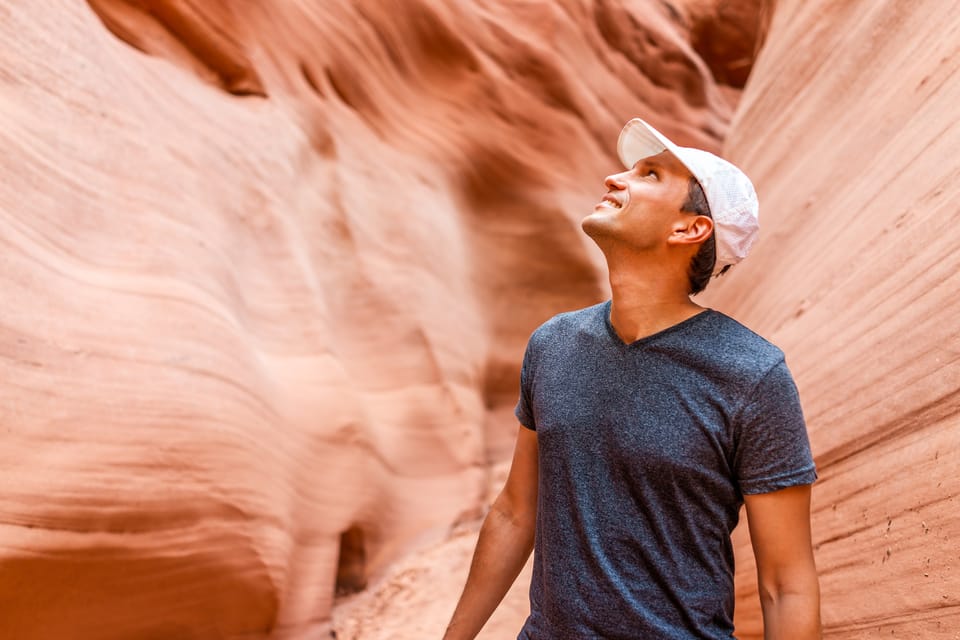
[581, 212, 613, 239]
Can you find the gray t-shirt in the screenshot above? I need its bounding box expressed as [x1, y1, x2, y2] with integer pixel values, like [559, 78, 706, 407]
[514, 301, 816, 639]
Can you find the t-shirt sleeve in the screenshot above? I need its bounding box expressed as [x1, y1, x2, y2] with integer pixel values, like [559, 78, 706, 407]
[733, 359, 817, 494]
[514, 337, 537, 431]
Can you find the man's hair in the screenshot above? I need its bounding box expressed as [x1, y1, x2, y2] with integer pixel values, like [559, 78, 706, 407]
[680, 177, 729, 295]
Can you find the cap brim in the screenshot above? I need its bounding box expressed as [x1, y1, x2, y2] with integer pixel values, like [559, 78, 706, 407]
[617, 118, 686, 172]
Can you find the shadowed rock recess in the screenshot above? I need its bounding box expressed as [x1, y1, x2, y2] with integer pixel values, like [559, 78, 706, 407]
[11, 1, 954, 639]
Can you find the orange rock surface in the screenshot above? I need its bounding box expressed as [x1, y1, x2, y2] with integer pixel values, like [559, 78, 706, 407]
[704, 1, 960, 637]
[18, 0, 956, 638]
[0, 1, 760, 638]
[335, 1, 960, 638]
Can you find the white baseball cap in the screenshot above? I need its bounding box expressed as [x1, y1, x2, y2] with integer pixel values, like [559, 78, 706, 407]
[617, 118, 759, 275]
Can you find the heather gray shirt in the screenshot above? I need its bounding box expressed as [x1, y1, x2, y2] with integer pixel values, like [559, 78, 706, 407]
[515, 301, 816, 640]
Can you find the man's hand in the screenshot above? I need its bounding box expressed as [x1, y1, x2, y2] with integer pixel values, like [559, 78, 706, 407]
[744, 484, 821, 640]
[443, 425, 539, 640]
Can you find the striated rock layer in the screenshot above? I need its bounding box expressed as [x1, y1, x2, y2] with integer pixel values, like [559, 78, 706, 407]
[703, 0, 960, 637]
[332, 1, 960, 639]
[0, 0, 762, 637]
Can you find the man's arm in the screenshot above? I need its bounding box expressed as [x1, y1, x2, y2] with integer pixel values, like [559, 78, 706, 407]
[744, 484, 821, 640]
[443, 425, 539, 640]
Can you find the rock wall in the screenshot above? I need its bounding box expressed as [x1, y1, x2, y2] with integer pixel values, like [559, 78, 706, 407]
[702, 0, 960, 636]
[0, 1, 762, 637]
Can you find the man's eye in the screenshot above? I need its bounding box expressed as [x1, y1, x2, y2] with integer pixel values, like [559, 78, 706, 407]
[647, 170, 658, 178]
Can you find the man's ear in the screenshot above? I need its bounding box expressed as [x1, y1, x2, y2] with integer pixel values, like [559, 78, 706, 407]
[667, 215, 714, 246]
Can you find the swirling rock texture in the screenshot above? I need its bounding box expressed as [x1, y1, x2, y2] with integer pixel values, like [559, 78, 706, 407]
[702, 0, 960, 637]
[335, 1, 960, 639]
[0, 1, 762, 638]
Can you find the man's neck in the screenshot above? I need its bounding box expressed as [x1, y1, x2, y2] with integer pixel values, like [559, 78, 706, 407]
[606, 260, 706, 344]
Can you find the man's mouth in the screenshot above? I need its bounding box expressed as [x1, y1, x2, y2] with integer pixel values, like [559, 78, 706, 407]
[597, 194, 623, 209]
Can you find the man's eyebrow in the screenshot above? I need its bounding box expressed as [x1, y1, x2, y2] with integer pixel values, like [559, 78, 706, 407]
[633, 158, 660, 171]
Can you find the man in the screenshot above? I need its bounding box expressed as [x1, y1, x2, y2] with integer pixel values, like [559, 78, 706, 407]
[443, 119, 820, 639]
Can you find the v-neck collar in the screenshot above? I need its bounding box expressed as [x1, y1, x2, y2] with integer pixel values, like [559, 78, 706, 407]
[602, 299, 714, 348]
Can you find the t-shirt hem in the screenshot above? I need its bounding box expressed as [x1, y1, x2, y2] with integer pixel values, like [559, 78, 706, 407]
[515, 407, 536, 431]
[741, 465, 817, 495]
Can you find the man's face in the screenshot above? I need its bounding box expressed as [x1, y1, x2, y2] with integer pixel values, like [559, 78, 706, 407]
[582, 150, 693, 251]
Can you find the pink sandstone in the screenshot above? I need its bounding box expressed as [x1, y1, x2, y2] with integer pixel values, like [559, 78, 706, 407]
[11, 1, 957, 639]
[0, 0, 761, 637]
[706, 0, 960, 636]
[334, 1, 960, 638]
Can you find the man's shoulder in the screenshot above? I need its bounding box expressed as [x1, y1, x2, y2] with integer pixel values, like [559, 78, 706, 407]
[706, 310, 782, 351]
[698, 310, 787, 375]
[530, 300, 608, 341]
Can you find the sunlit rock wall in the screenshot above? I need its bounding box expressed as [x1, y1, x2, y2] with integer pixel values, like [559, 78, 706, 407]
[701, 0, 960, 637]
[0, 0, 762, 637]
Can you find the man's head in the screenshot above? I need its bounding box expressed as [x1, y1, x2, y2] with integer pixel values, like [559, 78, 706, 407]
[582, 118, 759, 295]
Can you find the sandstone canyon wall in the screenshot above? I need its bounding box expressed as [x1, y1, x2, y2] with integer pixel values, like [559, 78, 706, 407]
[333, 1, 960, 638]
[702, 0, 960, 637]
[0, 1, 759, 638]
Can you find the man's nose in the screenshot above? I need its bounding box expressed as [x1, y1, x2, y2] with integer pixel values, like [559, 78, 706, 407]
[604, 173, 627, 189]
